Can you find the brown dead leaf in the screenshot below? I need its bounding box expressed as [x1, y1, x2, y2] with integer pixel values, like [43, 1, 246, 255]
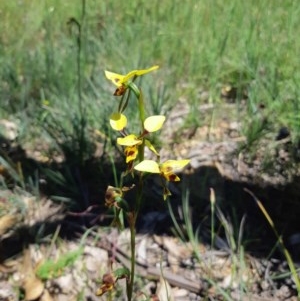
[156, 276, 174, 301]
[23, 275, 44, 301]
[40, 289, 54, 301]
[21, 248, 44, 301]
[0, 258, 19, 273]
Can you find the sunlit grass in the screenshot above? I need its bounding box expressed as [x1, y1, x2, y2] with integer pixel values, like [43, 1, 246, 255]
[1, 1, 299, 132]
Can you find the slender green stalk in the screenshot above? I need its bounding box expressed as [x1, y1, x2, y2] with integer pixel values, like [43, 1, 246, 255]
[128, 82, 145, 127]
[127, 212, 136, 301]
[126, 84, 146, 301]
[127, 175, 144, 301]
[137, 91, 146, 127]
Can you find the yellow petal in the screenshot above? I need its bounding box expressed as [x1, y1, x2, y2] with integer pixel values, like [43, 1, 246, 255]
[161, 159, 190, 173]
[123, 65, 159, 82]
[144, 115, 166, 132]
[134, 160, 160, 173]
[109, 113, 127, 131]
[135, 65, 159, 75]
[106, 66, 159, 86]
[145, 139, 159, 156]
[130, 65, 159, 76]
[104, 71, 125, 87]
[117, 134, 142, 146]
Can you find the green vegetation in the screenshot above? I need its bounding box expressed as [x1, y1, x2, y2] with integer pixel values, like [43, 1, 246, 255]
[36, 247, 83, 280]
[1, 0, 300, 144]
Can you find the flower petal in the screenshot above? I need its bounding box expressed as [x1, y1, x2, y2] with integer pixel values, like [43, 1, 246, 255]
[134, 160, 160, 173]
[117, 134, 142, 146]
[124, 65, 159, 81]
[104, 71, 124, 87]
[145, 139, 159, 156]
[135, 65, 159, 75]
[144, 115, 166, 132]
[109, 113, 127, 131]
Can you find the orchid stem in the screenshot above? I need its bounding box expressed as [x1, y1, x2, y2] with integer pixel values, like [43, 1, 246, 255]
[127, 214, 136, 301]
[126, 83, 146, 301]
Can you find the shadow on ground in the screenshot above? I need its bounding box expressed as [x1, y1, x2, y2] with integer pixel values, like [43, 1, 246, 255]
[1, 135, 300, 262]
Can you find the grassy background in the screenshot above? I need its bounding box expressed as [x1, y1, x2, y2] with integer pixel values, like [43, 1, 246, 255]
[1, 0, 300, 192]
[1, 1, 300, 117]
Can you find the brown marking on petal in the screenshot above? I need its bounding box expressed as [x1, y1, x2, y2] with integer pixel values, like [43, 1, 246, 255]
[128, 150, 135, 156]
[164, 173, 180, 182]
[114, 85, 127, 96]
[125, 146, 138, 163]
[169, 174, 177, 181]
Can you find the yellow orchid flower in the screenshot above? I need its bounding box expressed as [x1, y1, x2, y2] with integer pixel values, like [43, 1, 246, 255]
[105, 66, 159, 87]
[160, 160, 190, 181]
[117, 134, 142, 164]
[134, 159, 190, 182]
[134, 159, 190, 200]
[118, 136, 159, 163]
[110, 113, 127, 131]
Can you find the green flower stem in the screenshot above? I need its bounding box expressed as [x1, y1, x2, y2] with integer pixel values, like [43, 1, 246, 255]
[127, 82, 140, 100]
[137, 91, 145, 128]
[138, 141, 145, 163]
[127, 174, 144, 301]
[127, 213, 136, 301]
[126, 82, 146, 301]
[128, 82, 145, 128]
